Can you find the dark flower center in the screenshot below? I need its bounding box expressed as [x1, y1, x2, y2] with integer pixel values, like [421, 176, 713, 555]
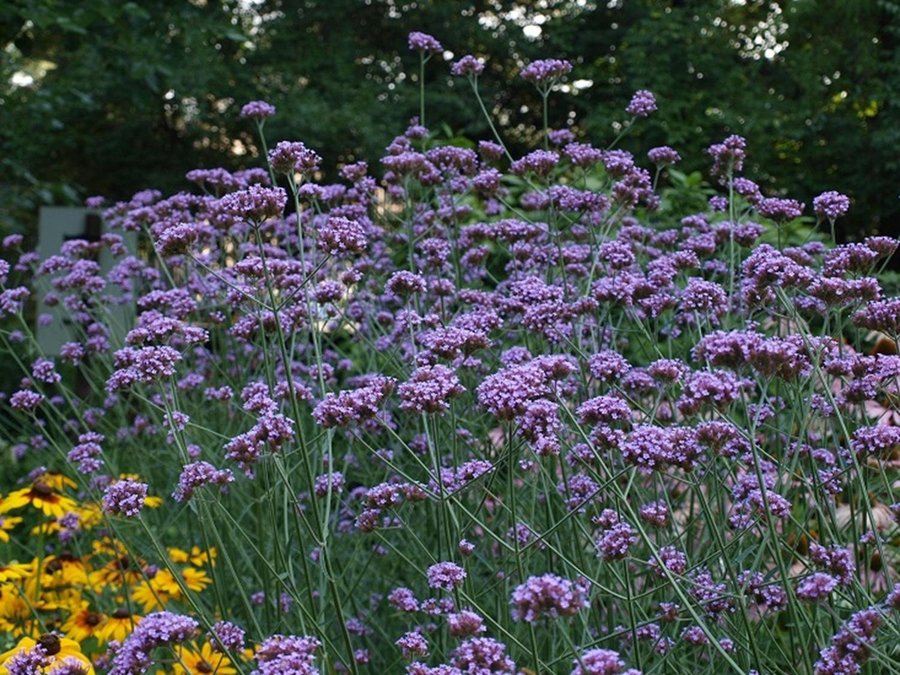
[32, 482, 54, 498]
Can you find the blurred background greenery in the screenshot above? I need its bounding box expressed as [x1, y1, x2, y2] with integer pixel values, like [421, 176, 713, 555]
[1, 0, 898, 244]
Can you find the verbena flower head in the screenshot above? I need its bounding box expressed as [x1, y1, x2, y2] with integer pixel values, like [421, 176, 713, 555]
[210, 620, 246, 652]
[520, 59, 573, 86]
[510, 573, 589, 622]
[451, 638, 516, 674]
[647, 146, 681, 165]
[102, 479, 148, 518]
[451, 55, 485, 77]
[217, 186, 287, 223]
[813, 191, 851, 220]
[267, 141, 322, 175]
[408, 31, 443, 55]
[510, 150, 560, 176]
[626, 89, 657, 117]
[313, 375, 396, 428]
[571, 648, 626, 675]
[427, 561, 467, 590]
[252, 634, 321, 675]
[796, 572, 839, 601]
[109, 612, 198, 675]
[173, 461, 234, 502]
[756, 197, 804, 222]
[318, 216, 368, 256]
[240, 100, 276, 120]
[396, 631, 429, 658]
[398, 365, 465, 414]
[708, 134, 747, 177]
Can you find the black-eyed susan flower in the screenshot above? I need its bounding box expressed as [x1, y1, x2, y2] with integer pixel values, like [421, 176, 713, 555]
[90, 554, 146, 588]
[0, 479, 77, 519]
[173, 642, 237, 675]
[132, 573, 179, 612]
[39, 554, 90, 587]
[94, 607, 141, 643]
[62, 604, 105, 642]
[180, 567, 212, 592]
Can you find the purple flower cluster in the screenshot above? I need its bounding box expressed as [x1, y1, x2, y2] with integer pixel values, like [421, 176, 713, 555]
[107, 345, 182, 393]
[708, 134, 747, 177]
[814, 608, 883, 675]
[571, 648, 629, 675]
[313, 375, 396, 428]
[510, 574, 590, 622]
[813, 191, 850, 220]
[109, 612, 198, 675]
[451, 55, 485, 77]
[173, 461, 234, 502]
[476, 356, 572, 420]
[426, 561, 467, 590]
[317, 216, 367, 256]
[102, 479, 148, 518]
[252, 634, 321, 675]
[520, 59, 573, 86]
[450, 637, 516, 674]
[626, 89, 657, 118]
[67, 431, 104, 474]
[647, 146, 681, 165]
[398, 365, 465, 414]
[267, 141, 322, 176]
[240, 100, 276, 120]
[408, 31, 443, 55]
[510, 150, 560, 177]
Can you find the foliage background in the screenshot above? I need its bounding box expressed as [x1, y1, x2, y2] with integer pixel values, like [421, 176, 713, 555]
[1, 0, 898, 241]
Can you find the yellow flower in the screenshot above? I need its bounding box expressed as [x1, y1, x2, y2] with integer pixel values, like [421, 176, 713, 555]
[76, 503, 103, 530]
[0, 583, 27, 621]
[90, 554, 146, 589]
[181, 567, 212, 592]
[132, 566, 211, 612]
[173, 642, 237, 675]
[169, 546, 217, 567]
[0, 515, 22, 542]
[37, 474, 77, 491]
[0, 562, 34, 583]
[94, 608, 141, 644]
[0, 481, 77, 519]
[132, 573, 179, 612]
[90, 536, 126, 558]
[38, 554, 90, 588]
[62, 604, 105, 642]
[0, 634, 94, 675]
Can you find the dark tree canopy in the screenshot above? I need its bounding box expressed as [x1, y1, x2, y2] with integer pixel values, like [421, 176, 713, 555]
[2, 0, 898, 239]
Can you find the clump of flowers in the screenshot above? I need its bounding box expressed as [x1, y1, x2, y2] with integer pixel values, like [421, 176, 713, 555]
[1, 26, 898, 675]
